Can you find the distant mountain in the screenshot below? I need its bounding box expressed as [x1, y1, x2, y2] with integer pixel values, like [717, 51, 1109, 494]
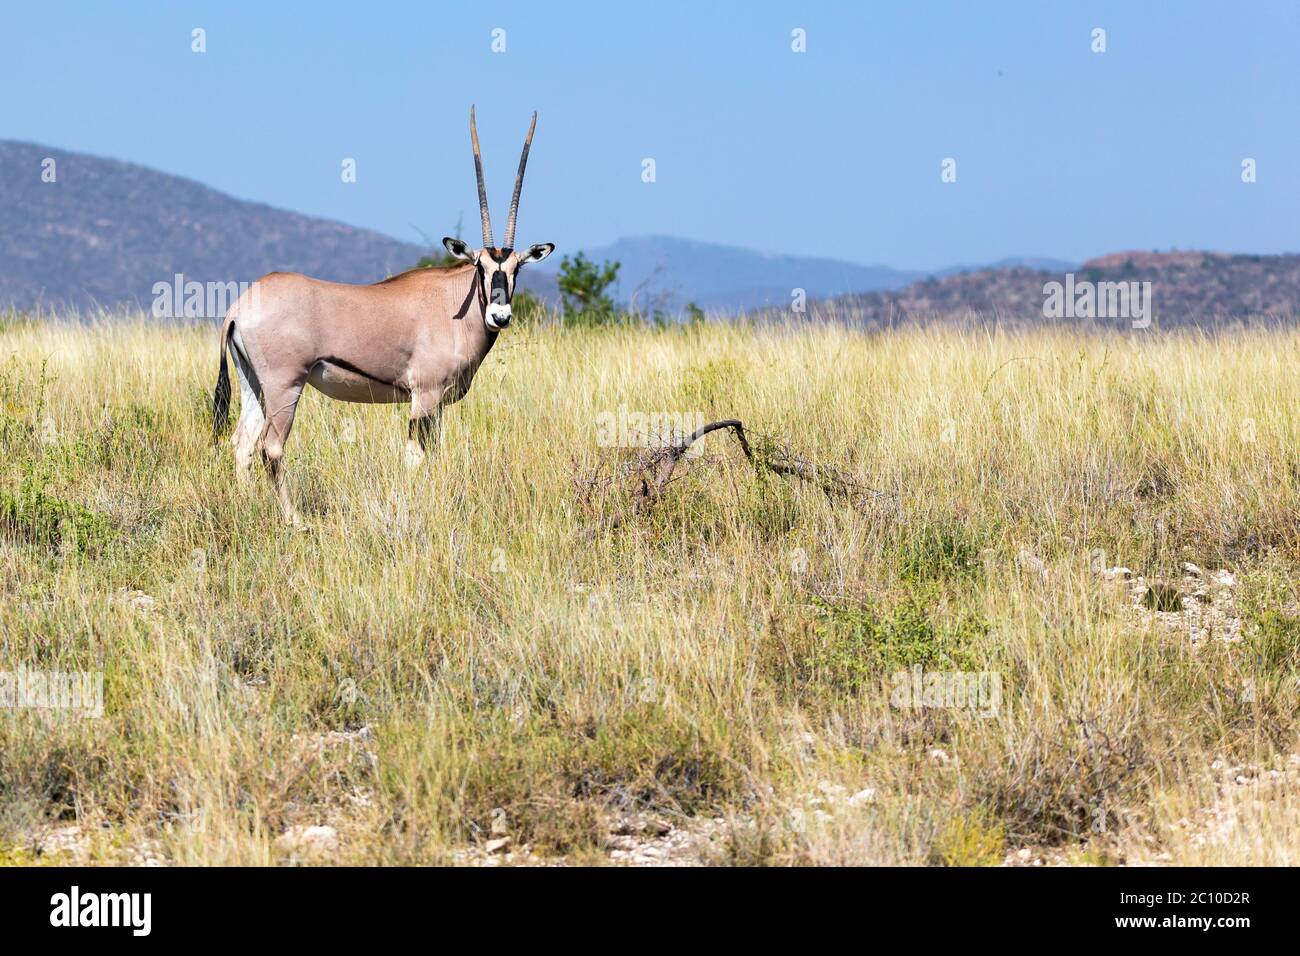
[796, 251, 1300, 328]
[0, 140, 438, 313]
[529, 235, 927, 314]
[937, 255, 1078, 276]
[0, 141, 1086, 317]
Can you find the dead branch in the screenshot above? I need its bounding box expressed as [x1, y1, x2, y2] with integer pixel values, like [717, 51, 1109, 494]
[576, 418, 891, 530]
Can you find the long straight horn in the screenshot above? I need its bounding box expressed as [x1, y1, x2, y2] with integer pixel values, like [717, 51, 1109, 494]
[502, 111, 536, 250]
[469, 105, 493, 248]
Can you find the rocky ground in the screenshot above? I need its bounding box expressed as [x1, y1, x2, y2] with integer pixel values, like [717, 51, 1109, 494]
[450, 812, 730, 867]
[1105, 562, 1242, 645]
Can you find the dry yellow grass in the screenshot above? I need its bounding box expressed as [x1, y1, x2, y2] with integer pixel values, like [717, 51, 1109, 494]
[1, 312, 1299, 865]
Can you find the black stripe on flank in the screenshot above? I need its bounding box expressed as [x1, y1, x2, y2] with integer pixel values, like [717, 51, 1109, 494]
[318, 356, 402, 389]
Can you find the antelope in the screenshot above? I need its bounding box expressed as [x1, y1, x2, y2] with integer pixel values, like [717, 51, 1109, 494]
[211, 107, 554, 526]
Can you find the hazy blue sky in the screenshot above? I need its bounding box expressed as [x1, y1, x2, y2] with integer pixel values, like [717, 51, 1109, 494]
[4, 1, 1297, 269]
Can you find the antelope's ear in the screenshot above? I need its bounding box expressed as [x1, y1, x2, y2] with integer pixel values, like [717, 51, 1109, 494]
[519, 242, 554, 264]
[442, 237, 477, 262]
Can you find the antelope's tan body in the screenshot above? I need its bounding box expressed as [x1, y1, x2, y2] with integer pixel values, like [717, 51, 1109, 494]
[227, 264, 492, 408]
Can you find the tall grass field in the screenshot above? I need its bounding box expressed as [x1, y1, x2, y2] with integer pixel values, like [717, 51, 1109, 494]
[2, 312, 1299, 865]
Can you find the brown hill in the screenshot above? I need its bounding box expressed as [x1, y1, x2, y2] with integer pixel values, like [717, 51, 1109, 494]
[804, 251, 1300, 328]
[0, 140, 445, 313]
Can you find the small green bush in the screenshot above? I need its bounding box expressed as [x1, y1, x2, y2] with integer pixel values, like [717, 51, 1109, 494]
[0, 464, 115, 553]
[558, 253, 620, 325]
[801, 594, 987, 694]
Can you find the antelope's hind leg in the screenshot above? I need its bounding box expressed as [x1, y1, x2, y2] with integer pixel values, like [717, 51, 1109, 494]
[230, 349, 264, 488]
[259, 380, 307, 527]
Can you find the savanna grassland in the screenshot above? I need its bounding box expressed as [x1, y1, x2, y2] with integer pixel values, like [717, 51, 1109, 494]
[2, 311, 1300, 866]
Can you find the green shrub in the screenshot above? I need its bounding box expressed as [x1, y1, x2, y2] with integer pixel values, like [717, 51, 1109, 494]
[931, 808, 1005, 866]
[897, 522, 983, 582]
[0, 464, 115, 553]
[558, 253, 620, 325]
[799, 594, 987, 695]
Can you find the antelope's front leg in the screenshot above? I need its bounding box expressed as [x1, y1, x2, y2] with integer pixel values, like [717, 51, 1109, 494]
[405, 391, 443, 466]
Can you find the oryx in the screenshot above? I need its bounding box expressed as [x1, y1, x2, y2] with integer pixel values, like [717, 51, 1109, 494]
[211, 107, 554, 525]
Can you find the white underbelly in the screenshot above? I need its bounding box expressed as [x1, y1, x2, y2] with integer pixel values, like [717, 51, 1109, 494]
[307, 361, 409, 404]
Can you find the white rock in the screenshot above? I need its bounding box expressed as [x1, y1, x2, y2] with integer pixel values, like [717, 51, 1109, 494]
[39, 825, 91, 861]
[848, 788, 877, 806]
[1101, 566, 1133, 581]
[1016, 550, 1047, 579]
[277, 824, 338, 855]
[1183, 562, 1203, 577]
[118, 588, 156, 612]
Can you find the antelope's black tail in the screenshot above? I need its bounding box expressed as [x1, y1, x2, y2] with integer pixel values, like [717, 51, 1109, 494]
[212, 321, 233, 444]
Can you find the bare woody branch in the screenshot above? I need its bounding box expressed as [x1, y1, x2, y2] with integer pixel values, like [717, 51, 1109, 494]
[576, 418, 891, 529]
